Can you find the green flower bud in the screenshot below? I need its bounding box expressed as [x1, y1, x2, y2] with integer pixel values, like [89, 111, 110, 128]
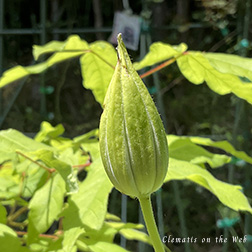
[99, 34, 168, 198]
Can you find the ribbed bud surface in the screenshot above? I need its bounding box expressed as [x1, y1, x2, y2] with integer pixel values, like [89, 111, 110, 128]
[99, 34, 168, 198]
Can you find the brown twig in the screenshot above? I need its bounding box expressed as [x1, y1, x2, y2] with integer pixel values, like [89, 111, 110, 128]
[16, 151, 55, 173]
[72, 161, 92, 169]
[139, 57, 178, 79]
[16, 231, 59, 240]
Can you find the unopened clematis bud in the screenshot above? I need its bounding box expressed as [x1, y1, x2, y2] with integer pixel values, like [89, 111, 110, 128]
[99, 33, 168, 198]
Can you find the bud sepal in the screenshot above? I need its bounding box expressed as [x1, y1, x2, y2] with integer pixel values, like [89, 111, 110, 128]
[99, 34, 169, 198]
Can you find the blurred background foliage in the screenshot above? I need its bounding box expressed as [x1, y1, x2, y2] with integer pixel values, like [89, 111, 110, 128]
[1, 0, 252, 251]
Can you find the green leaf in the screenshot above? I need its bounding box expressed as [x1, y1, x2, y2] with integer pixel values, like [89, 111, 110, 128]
[35, 121, 65, 143]
[33, 39, 65, 59]
[81, 223, 117, 244]
[0, 65, 29, 88]
[26, 149, 79, 193]
[119, 228, 151, 245]
[205, 52, 252, 81]
[88, 241, 130, 252]
[38, 236, 64, 251]
[63, 158, 113, 230]
[188, 136, 252, 165]
[0, 204, 7, 224]
[0, 165, 20, 199]
[81, 141, 100, 161]
[0, 129, 52, 164]
[73, 129, 99, 145]
[28, 173, 65, 233]
[133, 42, 187, 71]
[107, 222, 144, 230]
[0, 35, 88, 88]
[57, 147, 86, 167]
[33, 41, 63, 61]
[16, 161, 47, 198]
[107, 221, 151, 245]
[33, 35, 89, 60]
[176, 52, 252, 104]
[168, 135, 231, 168]
[0, 223, 17, 236]
[77, 223, 130, 252]
[0, 223, 30, 252]
[62, 227, 85, 252]
[80, 41, 117, 106]
[165, 158, 252, 214]
[105, 213, 121, 222]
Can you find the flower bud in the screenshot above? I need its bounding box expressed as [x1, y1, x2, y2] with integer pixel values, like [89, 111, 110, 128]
[99, 34, 168, 198]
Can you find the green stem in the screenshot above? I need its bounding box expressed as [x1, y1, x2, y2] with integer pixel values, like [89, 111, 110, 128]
[139, 195, 170, 252]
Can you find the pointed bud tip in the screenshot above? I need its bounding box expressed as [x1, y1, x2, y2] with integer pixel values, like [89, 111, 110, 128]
[117, 33, 125, 53]
[116, 33, 127, 64]
[117, 33, 123, 44]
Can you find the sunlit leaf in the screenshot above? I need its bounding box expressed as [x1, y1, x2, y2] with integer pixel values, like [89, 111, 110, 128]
[0, 129, 53, 164]
[0, 204, 7, 224]
[62, 227, 85, 252]
[32, 35, 88, 60]
[26, 149, 79, 193]
[35, 121, 65, 143]
[80, 41, 117, 106]
[165, 158, 252, 214]
[88, 241, 130, 252]
[120, 228, 151, 245]
[28, 173, 65, 233]
[107, 221, 151, 245]
[133, 42, 187, 70]
[0, 165, 20, 199]
[177, 52, 252, 104]
[73, 129, 99, 144]
[187, 136, 252, 165]
[0, 224, 30, 252]
[16, 161, 47, 198]
[35, 121, 75, 152]
[0, 35, 88, 88]
[205, 52, 252, 81]
[168, 135, 231, 168]
[80, 141, 100, 161]
[63, 158, 113, 230]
